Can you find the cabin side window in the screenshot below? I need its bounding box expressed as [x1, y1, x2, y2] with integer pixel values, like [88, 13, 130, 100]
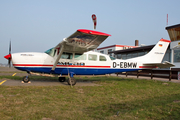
[74, 53, 86, 60]
[88, 54, 97, 61]
[61, 52, 73, 59]
[99, 55, 107, 61]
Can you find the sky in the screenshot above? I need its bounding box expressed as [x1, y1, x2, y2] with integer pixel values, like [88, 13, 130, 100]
[0, 0, 180, 64]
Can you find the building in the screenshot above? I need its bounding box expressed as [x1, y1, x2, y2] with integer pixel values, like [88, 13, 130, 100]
[95, 40, 139, 57]
[166, 24, 180, 70]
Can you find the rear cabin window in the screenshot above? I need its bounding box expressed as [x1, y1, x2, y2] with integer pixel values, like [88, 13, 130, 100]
[99, 55, 107, 61]
[61, 52, 73, 59]
[88, 54, 97, 61]
[74, 53, 86, 60]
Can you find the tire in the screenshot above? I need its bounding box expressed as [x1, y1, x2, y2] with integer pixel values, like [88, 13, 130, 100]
[67, 77, 76, 86]
[59, 77, 66, 82]
[23, 76, 30, 83]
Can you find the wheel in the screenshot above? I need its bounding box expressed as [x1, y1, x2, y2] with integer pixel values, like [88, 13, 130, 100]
[67, 77, 76, 86]
[59, 77, 66, 82]
[23, 76, 30, 83]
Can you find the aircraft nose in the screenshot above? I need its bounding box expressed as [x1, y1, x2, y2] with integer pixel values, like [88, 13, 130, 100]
[4, 54, 11, 60]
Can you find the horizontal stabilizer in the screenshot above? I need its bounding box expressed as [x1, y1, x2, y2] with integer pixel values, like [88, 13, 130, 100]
[143, 61, 175, 68]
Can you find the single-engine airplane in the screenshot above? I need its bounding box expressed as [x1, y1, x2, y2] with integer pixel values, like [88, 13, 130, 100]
[4, 29, 174, 85]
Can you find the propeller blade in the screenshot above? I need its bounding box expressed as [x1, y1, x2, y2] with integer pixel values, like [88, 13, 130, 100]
[4, 41, 12, 67]
[9, 41, 11, 54]
[8, 58, 11, 68]
[8, 41, 12, 67]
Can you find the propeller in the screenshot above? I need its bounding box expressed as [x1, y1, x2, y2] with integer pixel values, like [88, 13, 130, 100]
[4, 41, 12, 67]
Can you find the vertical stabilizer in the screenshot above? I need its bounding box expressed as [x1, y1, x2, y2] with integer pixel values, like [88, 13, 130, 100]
[129, 39, 170, 63]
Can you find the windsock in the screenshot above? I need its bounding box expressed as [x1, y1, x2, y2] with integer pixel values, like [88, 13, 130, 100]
[92, 14, 97, 30]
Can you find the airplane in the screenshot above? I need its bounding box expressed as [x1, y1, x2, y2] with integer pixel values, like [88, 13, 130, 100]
[4, 29, 174, 86]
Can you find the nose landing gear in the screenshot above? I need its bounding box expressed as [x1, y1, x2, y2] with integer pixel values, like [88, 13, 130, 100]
[22, 71, 31, 83]
[22, 76, 30, 83]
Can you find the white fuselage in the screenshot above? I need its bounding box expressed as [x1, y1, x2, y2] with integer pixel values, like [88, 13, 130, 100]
[11, 51, 145, 75]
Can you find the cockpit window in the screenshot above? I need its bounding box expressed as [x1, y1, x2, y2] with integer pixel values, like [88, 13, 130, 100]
[61, 52, 73, 59]
[45, 48, 72, 59]
[110, 56, 116, 60]
[45, 48, 56, 57]
[74, 53, 86, 60]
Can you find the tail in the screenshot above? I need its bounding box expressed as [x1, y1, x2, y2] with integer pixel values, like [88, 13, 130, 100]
[129, 39, 170, 63]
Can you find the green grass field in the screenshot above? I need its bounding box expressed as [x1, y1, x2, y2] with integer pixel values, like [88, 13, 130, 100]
[0, 76, 180, 120]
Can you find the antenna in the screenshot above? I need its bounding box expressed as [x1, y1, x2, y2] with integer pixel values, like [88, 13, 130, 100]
[167, 14, 168, 26]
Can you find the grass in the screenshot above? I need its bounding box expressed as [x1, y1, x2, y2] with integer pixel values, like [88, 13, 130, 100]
[0, 76, 180, 120]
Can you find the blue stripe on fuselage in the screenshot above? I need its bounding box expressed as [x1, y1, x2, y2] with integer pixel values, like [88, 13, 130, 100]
[14, 67, 141, 75]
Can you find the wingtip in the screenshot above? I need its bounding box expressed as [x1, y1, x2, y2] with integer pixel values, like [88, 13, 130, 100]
[77, 29, 111, 36]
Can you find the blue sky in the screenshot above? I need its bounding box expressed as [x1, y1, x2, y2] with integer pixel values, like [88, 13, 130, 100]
[1, 0, 180, 64]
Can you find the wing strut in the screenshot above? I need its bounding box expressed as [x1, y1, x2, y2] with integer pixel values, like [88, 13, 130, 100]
[51, 44, 65, 71]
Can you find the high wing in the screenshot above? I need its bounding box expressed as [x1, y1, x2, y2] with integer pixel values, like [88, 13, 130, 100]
[51, 29, 111, 71]
[143, 61, 175, 68]
[55, 29, 111, 53]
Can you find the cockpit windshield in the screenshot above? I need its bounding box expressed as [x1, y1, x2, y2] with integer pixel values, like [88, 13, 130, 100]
[45, 48, 73, 59]
[45, 48, 56, 57]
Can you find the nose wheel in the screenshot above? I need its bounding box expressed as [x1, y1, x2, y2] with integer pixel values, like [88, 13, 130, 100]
[22, 76, 30, 83]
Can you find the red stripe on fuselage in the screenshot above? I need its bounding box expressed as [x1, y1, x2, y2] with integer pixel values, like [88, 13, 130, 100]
[13, 64, 111, 68]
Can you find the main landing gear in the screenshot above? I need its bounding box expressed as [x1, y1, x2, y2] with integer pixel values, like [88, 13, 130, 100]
[58, 76, 76, 86]
[67, 77, 76, 86]
[68, 72, 76, 86]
